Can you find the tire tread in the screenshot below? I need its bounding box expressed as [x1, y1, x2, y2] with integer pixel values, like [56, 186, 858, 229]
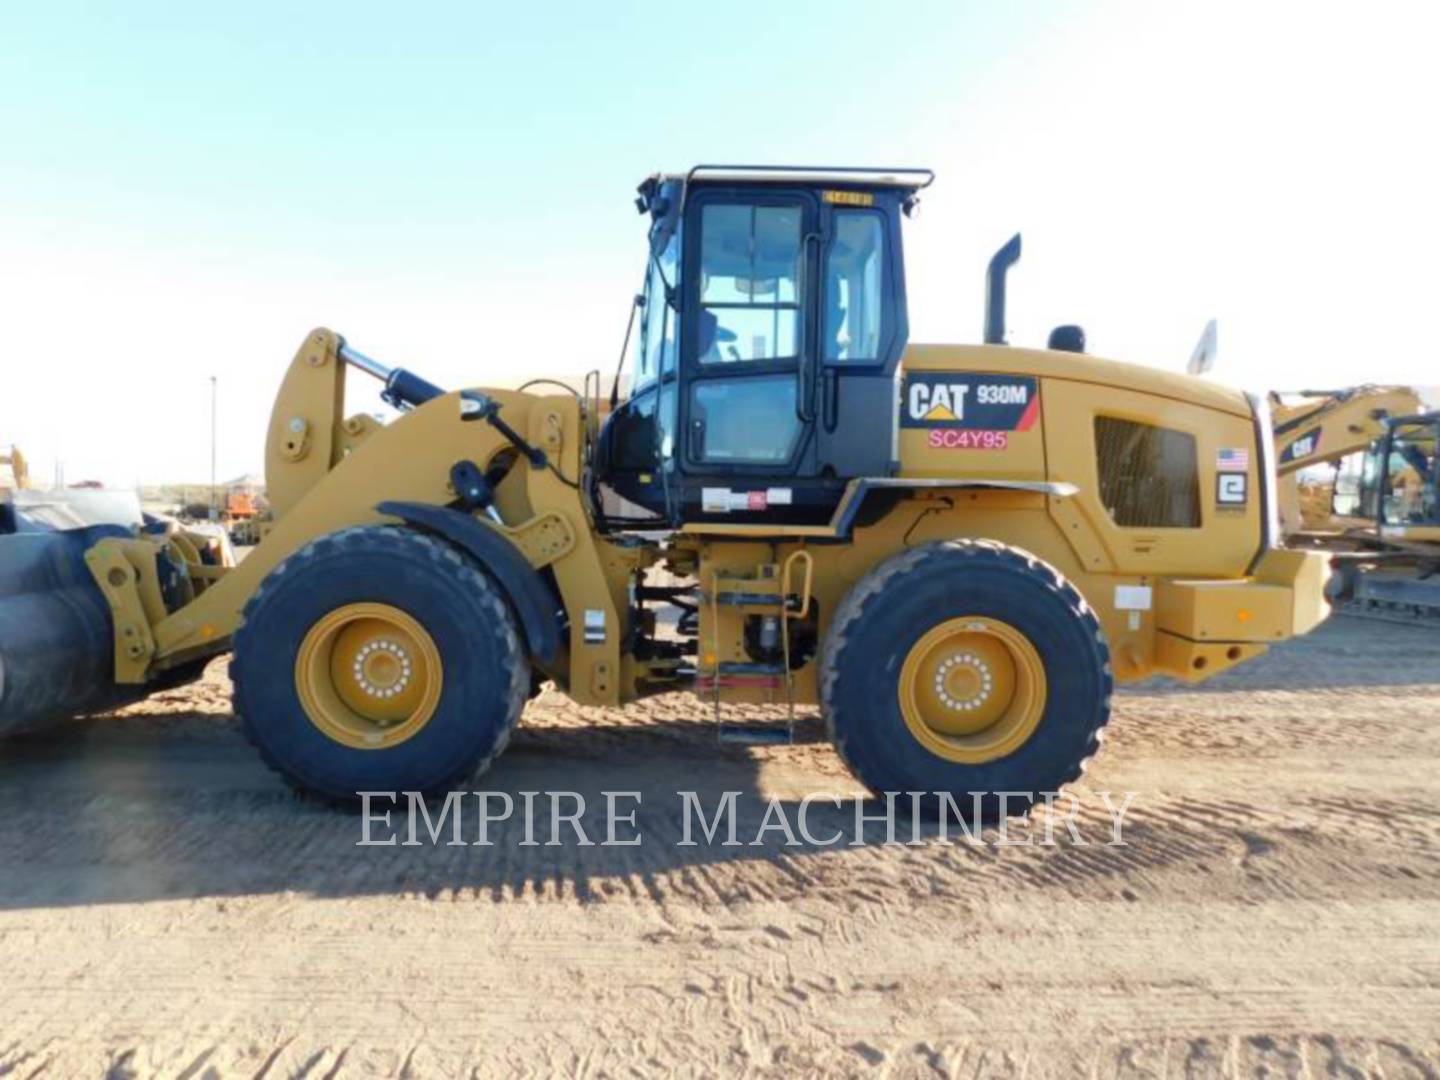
[232, 526, 527, 803]
[819, 539, 1113, 816]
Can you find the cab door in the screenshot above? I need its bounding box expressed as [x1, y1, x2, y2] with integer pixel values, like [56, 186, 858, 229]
[679, 190, 818, 476]
[1374, 419, 1440, 531]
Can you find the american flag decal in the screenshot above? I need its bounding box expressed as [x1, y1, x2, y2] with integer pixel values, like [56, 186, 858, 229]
[1217, 447, 1250, 470]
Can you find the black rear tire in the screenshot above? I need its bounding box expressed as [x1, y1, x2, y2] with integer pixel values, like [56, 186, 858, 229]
[820, 540, 1112, 822]
[232, 526, 527, 802]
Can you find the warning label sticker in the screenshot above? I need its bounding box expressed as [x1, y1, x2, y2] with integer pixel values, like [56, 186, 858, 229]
[700, 487, 794, 513]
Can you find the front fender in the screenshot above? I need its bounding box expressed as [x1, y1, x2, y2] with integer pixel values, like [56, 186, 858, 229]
[376, 500, 563, 664]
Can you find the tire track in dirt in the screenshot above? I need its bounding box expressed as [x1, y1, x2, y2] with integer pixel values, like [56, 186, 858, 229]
[2, 735, 1435, 915]
[2, 618, 1439, 1073]
[1107, 690, 1440, 754]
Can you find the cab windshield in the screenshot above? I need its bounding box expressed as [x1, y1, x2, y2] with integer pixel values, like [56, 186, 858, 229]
[633, 228, 679, 392]
[631, 179, 683, 394]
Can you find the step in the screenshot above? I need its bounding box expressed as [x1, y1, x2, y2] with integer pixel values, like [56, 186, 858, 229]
[695, 676, 784, 691]
[718, 723, 793, 746]
[716, 661, 785, 676]
[713, 591, 785, 608]
[694, 662, 786, 689]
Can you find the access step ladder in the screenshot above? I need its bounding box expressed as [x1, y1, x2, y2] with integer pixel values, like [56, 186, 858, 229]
[699, 551, 813, 745]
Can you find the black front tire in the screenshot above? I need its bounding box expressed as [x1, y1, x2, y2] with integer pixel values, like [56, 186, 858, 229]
[232, 526, 527, 802]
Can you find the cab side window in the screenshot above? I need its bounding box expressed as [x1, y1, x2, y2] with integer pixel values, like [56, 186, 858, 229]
[1381, 425, 1440, 525]
[823, 211, 886, 363]
[698, 204, 802, 364]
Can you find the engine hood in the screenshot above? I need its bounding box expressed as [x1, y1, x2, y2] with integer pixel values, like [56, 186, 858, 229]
[901, 344, 1252, 420]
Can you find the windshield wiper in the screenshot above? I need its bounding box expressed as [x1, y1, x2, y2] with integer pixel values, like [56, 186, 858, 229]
[651, 248, 675, 299]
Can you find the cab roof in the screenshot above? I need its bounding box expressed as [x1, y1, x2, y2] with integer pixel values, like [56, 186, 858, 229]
[648, 164, 934, 191]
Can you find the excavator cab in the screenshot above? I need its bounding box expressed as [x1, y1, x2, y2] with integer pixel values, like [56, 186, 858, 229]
[596, 166, 932, 525]
[1357, 413, 1440, 534]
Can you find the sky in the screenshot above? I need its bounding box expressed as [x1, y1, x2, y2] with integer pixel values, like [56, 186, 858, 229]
[2, 1, 1437, 486]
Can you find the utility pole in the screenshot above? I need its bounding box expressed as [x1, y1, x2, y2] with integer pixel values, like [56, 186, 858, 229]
[209, 375, 218, 521]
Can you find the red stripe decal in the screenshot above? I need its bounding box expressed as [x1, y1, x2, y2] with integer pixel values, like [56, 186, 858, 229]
[1016, 393, 1041, 431]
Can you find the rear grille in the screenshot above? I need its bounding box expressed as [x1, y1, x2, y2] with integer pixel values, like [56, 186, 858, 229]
[1095, 417, 1201, 528]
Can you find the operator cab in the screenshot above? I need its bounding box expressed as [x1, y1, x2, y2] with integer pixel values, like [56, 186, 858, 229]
[1355, 413, 1440, 530]
[595, 165, 931, 526]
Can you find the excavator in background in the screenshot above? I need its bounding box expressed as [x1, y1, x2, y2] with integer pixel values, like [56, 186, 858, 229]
[1319, 411, 1440, 616]
[0, 165, 1332, 815]
[1269, 385, 1424, 533]
[1268, 387, 1440, 617]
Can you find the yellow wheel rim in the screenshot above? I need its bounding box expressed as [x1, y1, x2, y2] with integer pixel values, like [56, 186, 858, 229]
[295, 602, 443, 750]
[898, 616, 1046, 764]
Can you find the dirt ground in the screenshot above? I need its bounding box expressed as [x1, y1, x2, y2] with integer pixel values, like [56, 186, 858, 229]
[1, 614, 1437, 1077]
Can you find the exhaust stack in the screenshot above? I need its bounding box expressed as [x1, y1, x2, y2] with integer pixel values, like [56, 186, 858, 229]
[983, 233, 1022, 345]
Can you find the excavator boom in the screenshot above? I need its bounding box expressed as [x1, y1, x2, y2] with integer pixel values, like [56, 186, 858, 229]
[1272, 385, 1424, 475]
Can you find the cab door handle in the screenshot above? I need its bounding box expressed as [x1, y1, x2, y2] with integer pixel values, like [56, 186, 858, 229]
[822, 369, 840, 432]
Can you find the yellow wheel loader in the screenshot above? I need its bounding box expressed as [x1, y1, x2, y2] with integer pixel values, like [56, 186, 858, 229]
[0, 166, 1331, 816]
